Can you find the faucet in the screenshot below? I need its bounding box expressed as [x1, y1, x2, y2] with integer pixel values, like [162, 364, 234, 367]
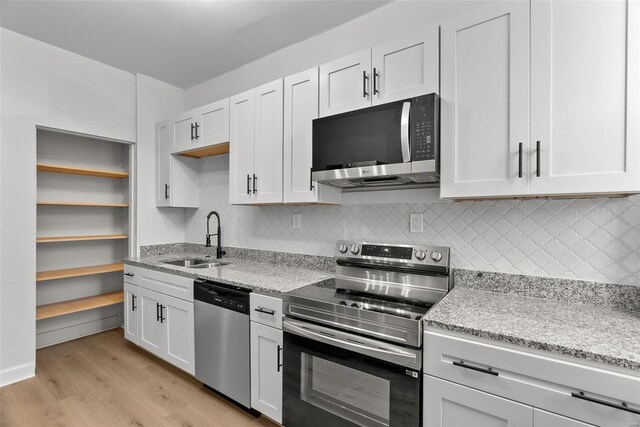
[205, 210, 226, 259]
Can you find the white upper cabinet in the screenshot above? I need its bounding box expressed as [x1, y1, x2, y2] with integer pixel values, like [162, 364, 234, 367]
[319, 34, 439, 117]
[170, 99, 230, 155]
[441, 0, 640, 199]
[156, 120, 172, 207]
[371, 27, 439, 105]
[440, 1, 530, 199]
[155, 120, 199, 208]
[254, 79, 284, 204]
[192, 98, 230, 152]
[229, 89, 256, 205]
[319, 49, 372, 117]
[283, 68, 341, 204]
[529, 0, 640, 196]
[171, 110, 198, 154]
[229, 79, 284, 205]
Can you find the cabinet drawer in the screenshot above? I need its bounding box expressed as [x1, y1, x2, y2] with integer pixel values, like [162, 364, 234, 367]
[123, 264, 139, 285]
[424, 329, 640, 426]
[124, 265, 193, 302]
[250, 293, 283, 329]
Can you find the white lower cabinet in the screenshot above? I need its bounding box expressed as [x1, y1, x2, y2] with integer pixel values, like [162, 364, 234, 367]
[250, 293, 284, 423]
[123, 282, 139, 345]
[424, 375, 533, 427]
[163, 294, 195, 374]
[138, 286, 165, 355]
[533, 409, 593, 427]
[424, 329, 640, 427]
[124, 270, 195, 376]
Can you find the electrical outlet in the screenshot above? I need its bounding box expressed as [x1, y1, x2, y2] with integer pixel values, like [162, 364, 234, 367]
[292, 213, 302, 229]
[410, 214, 423, 233]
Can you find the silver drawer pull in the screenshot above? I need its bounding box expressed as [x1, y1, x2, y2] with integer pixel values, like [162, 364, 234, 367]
[571, 391, 640, 415]
[254, 307, 275, 316]
[453, 360, 499, 377]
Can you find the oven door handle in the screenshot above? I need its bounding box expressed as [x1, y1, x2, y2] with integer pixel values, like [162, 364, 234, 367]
[283, 319, 421, 370]
[400, 101, 411, 163]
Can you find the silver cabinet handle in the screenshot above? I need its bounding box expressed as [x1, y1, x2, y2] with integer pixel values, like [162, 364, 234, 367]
[536, 140, 541, 177]
[401, 102, 411, 163]
[571, 391, 640, 415]
[362, 70, 369, 98]
[453, 360, 498, 377]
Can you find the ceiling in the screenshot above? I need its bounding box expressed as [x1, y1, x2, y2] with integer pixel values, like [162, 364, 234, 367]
[0, 0, 390, 88]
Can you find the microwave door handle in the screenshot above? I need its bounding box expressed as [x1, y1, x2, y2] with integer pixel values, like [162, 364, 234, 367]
[401, 101, 411, 162]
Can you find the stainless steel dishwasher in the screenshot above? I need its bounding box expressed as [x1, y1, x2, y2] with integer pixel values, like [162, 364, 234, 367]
[194, 279, 252, 408]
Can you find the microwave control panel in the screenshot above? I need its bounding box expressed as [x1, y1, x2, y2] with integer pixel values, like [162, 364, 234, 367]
[411, 94, 438, 161]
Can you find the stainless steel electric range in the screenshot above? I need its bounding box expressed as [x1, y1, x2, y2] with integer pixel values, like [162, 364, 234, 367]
[282, 240, 451, 427]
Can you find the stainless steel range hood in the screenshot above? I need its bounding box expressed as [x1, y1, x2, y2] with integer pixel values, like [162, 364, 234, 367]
[312, 160, 439, 188]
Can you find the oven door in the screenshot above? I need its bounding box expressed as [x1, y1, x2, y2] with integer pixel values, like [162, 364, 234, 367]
[283, 318, 422, 427]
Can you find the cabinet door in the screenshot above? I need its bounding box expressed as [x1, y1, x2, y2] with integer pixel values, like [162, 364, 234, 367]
[319, 49, 371, 117]
[193, 98, 230, 150]
[123, 283, 139, 344]
[284, 68, 318, 204]
[171, 110, 197, 154]
[530, 0, 640, 195]
[371, 27, 439, 105]
[250, 322, 283, 423]
[163, 294, 195, 375]
[138, 287, 165, 357]
[533, 409, 593, 427]
[440, 1, 530, 199]
[229, 89, 255, 204]
[254, 79, 284, 204]
[424, 375, 533, 427]
[155, 120, 172, 207]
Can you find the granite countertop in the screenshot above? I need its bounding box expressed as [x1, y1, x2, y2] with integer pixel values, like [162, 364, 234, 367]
[125, 253, 333, 296]
[425, 286, 640, 371]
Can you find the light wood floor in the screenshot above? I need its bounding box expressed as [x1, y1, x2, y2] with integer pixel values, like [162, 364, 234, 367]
[0, 329, 278, 427]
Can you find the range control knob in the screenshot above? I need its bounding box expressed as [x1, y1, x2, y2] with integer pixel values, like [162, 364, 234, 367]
[415, 250, 427, 260]
[350, 245, 360, 254]
[431, 251, 442, 262]
[338, 244, 348, 254]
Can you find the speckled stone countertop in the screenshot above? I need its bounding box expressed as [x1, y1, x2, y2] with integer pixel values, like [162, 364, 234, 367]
[425, 271, 640, 371]
[125, 253, 333, 296]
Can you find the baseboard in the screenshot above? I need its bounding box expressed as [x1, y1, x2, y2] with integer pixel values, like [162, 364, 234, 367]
[36, 315, 121, 349]
[0, 362, 35, 387]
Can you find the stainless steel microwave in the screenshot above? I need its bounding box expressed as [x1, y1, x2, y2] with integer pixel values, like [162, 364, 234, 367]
[311, 93, 439, 188]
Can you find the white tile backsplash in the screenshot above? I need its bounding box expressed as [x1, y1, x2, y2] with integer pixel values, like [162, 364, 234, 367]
[185, 155, 640, 286]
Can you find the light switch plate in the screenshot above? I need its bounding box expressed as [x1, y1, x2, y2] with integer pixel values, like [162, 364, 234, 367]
[292, 213, 301, 229]
[410, 214, 423, 233]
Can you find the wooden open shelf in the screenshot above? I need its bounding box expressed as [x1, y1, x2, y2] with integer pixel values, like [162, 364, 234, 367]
[36, 291, 124, 320]
[36, 262, 124, 282]
[37, 201, 128, 208]
[179, 142, 229, 158]
[37, 163, 128, 179]
[37, 234, 128, 243]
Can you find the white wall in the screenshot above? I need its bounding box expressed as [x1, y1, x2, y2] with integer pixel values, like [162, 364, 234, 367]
[0, 28, 136, 386]
[186, 0, 489, 107]
[136, 74, 187, 250]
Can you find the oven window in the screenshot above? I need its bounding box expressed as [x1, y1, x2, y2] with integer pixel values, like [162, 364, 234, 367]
[300, 353, 391, 427]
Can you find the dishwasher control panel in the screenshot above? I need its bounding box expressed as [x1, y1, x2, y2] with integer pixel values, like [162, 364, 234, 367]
[194, 279, 251, 315]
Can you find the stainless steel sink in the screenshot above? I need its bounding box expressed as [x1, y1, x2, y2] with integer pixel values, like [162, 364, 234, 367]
[163, 258, 229, 269]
